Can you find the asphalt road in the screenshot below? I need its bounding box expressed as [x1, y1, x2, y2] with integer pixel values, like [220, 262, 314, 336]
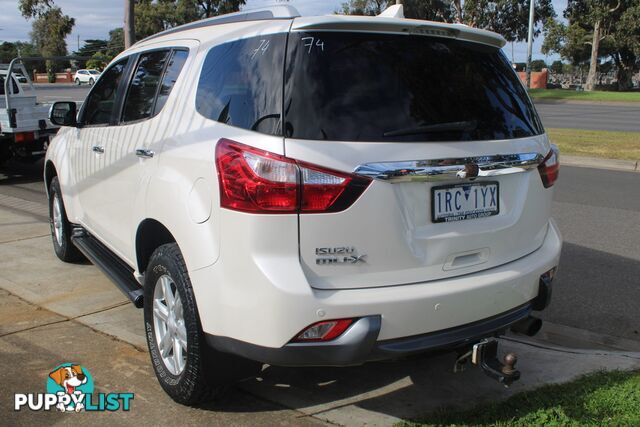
[535, 102, 640, 132]
[28, 83, 90, 104]
[28, 84, 640, 132]
[1, 160, 638, 343]
[543, 166, 640, 341]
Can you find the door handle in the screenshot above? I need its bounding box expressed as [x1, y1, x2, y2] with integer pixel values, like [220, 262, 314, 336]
[136, 148, 154, 159]
[92, 145, 104, 154]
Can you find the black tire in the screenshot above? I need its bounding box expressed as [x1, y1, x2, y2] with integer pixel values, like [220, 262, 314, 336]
[89, 78, 94, 86]
[75, 78, 80, 85]
[48, 177, 83, 262]
[143, 243, 259, 405]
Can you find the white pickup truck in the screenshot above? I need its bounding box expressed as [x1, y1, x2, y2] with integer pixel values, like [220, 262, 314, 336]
[0, 60, 59, 165]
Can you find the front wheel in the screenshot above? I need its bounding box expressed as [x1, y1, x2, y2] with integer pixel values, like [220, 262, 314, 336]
[75, 78, 80, 85]
[143, 243, 259, 405]
[88, 78, 94, 86]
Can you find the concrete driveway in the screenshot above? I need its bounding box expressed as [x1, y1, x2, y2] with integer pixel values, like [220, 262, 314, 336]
[2, 161, 640, 426]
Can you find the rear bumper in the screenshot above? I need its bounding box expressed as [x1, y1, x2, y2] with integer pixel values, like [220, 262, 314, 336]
[191, 216, 562, 356]
[206, 303, 532, 367]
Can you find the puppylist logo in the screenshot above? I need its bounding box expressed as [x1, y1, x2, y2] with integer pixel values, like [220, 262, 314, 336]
[14, 363, 134, 412]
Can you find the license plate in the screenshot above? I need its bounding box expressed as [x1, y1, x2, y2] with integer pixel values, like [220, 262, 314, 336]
[432, 182, 499, 223]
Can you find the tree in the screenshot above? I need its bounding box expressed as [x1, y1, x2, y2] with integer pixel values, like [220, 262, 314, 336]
[19, 0, 75, 81]
[550, 59, 563, 74]
[0, 41, 39, 63]
[543, 0, 639, 91]
[530, 59, 547, 71]
[107, 28, 125, 58]
[542, 18, 592, 65]
[338, 0, 389, 15]
[607, 1, 640, 90]
[566, 1, 622, 90]
[461, 0, 555, 42]
[133, 0, 246, 40]
[74, 39, 108, 57]
[86, 52, 110, 70]
[18, 0, 53, 17]
[71, 39, 108, 68]
[195, 0, 247, 18]
[339, 0, 555, 42]
[29, 8, 75, 58]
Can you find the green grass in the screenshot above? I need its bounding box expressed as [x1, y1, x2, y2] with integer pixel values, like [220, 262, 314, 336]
[400, 370, 640, 427]
[546, 128, 640, 161]
[529, 89, 640, 103]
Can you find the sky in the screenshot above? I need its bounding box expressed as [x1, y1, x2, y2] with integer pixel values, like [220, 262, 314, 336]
[0, 0, 565, 62]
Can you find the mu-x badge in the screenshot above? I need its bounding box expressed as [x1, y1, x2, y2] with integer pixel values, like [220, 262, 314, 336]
[315, 247, 367, 265]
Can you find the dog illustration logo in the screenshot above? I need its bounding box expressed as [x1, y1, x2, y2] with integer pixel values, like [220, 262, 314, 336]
[46, 363, 94, 412]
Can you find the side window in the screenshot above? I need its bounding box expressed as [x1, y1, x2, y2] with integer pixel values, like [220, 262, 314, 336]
[81, 59, 129, 126]
[153, 49, 189, 114]
[196, 34, 285, 135]
[122, 50, 171, 123]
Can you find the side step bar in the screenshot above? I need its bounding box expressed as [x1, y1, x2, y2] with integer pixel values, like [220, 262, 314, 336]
[71, 228, 144, 308]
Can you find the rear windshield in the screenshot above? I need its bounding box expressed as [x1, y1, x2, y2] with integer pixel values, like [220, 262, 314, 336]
[284, 32, 543, 142]
[0, 75, 20, 95]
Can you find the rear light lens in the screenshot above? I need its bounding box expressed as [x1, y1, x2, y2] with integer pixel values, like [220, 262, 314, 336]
[538, 146, 559, 188]
[292, 319, 355, 342]
[14, 132, 35, 143]
[216, 139, 371, 214]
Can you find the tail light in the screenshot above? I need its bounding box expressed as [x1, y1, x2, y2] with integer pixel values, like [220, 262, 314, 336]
[291, 319, 355, 342]
[14, 132, 35, 143]
[538, 146, 559, 188]
[215, 139, 371, 214]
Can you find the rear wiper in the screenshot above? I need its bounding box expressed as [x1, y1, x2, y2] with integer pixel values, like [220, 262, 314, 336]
[383, 120, 477, 137]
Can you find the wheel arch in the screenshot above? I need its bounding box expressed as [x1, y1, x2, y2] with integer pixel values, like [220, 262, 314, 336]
[44, 160, 58, 196]
[135, 218, 178, 274]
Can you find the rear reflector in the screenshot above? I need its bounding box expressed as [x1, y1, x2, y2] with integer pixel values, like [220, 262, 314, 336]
[216, 139, 371, 214]
[292, 319, 355, 342]
[538, 146, 559, 188]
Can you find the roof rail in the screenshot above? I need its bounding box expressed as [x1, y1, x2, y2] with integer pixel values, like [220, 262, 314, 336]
[135, 5, 301, 45]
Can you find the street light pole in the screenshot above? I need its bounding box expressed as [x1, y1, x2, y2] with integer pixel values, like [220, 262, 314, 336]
[124, 0, 135, 49]
[525, 0, 535, 88]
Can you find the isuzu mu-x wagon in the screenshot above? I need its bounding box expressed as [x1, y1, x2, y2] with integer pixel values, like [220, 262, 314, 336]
[46, 5, 561, 404]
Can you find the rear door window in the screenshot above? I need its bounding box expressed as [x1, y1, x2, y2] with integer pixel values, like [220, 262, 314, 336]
[195, 33, 286, 136]
[284, 32, 544, 142]
[122, 50, 171, 123]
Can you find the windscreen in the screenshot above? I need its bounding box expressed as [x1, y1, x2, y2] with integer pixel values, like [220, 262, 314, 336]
[284, 32, 544, 142]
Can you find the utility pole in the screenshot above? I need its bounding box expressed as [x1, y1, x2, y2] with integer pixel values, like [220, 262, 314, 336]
[124, 0, 135, 49]
[525, 0, 535, 88]
[77, 34, 80, 52]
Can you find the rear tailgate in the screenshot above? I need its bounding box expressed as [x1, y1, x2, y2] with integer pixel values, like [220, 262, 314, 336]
[288, 136, 552, 289]
[283, 27, 553, 290]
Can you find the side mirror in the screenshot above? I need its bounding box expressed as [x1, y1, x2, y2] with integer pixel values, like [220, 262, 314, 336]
[49, 101, 77, 127]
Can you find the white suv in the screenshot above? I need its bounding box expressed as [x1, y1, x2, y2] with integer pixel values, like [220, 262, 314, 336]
[46, 5, 562, 404]
[73, 69, 101, 85]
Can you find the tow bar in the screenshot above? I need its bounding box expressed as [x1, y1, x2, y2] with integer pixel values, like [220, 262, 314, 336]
[454, 338, 520, 387]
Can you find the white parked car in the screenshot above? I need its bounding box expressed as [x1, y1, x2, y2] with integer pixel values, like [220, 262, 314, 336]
[45, 5, 562, 405]
[73, 69, 101, 85]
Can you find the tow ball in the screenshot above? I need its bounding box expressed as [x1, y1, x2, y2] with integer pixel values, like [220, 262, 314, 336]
[454, 339, 520, 387]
